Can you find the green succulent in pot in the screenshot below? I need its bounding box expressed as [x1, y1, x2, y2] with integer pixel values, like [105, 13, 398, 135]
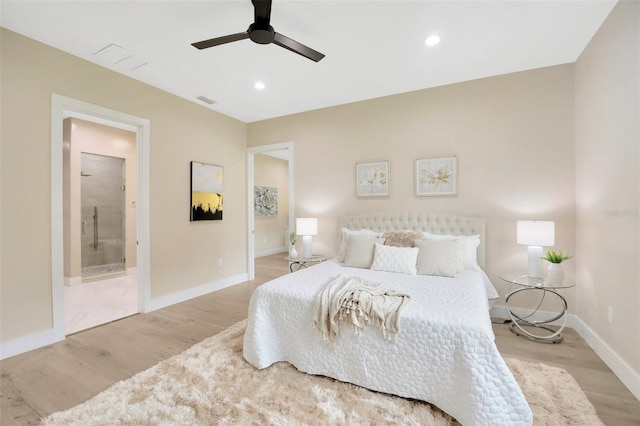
[289, 232, 297, 246]
[541, 250, 572, 263]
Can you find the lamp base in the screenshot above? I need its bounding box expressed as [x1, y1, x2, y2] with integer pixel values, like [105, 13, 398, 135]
[527, 245, 543, 279]
[302, 235, 313, 259]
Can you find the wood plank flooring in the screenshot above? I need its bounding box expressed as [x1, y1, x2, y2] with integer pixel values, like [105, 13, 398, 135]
[1, 254, 638, 425]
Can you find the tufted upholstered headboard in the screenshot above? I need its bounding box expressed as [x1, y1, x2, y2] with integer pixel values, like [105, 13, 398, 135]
[338, 211, 486, 269]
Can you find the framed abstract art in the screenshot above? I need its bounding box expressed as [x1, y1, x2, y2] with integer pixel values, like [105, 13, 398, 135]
[254, 186, 278, 217]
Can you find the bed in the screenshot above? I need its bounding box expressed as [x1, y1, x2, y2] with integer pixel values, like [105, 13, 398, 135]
[243, 212, 532, 425]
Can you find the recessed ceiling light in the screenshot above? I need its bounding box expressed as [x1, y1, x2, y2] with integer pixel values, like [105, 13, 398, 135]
[254, 81, 266, 90]
[425, 35, 440, 47]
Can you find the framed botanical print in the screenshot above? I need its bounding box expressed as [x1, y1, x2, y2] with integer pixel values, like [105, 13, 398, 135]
[415, 156, 457, 196]
[356, 160, 389, 197]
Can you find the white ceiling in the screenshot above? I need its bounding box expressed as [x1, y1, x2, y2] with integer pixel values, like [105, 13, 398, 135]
[1, 1, 616, 123]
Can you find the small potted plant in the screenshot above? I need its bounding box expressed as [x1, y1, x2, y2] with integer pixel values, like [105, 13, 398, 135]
[541, 250, 572, 285]
[289, 231, 298, 259]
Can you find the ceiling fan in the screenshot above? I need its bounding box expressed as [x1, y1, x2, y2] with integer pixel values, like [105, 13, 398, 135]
[191, 0, 325, 62]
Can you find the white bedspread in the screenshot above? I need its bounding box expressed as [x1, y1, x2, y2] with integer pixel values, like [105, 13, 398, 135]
[243, 260, 532, 425]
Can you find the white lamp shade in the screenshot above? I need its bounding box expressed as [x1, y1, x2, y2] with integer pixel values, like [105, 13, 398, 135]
[516, 221, 555, 247]
[296, 218, 318, 236]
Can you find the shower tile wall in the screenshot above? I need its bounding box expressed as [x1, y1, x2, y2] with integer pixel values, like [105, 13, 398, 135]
[81, 153, 125, 274]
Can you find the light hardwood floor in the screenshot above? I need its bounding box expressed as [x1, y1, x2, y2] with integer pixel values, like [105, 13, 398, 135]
[1, 254, 638, 425]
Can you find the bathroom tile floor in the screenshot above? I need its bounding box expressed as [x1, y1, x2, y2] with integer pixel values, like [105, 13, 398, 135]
[64, 274, 138, 335]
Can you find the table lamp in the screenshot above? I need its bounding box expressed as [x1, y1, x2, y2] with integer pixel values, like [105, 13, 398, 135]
[517, 220, 555, 279]
[296, 218, 318, 259]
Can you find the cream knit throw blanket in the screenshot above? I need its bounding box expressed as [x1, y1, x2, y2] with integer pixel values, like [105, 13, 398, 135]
[314, 275, 411, 343]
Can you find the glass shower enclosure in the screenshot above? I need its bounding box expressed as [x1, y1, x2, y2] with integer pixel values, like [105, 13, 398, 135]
[80, 153, 126, 279]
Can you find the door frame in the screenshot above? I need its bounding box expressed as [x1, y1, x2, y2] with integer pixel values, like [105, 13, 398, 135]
[51, 94, 151, 340]
[246, 142, 294, 280]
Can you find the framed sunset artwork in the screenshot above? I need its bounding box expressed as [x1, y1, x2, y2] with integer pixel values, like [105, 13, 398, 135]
[190, 161, 223, 221]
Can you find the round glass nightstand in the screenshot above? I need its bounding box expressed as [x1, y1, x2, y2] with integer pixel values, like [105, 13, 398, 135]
[499, 273, 575, 344]
[285, 255, 326, 272]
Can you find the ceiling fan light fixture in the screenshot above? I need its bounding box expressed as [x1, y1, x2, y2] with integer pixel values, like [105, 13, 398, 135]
[254, 81, 266, 90]
[425, 35, 441, 46]
[191, 0, 324, 62]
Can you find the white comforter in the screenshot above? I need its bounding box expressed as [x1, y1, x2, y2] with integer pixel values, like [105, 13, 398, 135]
[243, 260, 532, 425]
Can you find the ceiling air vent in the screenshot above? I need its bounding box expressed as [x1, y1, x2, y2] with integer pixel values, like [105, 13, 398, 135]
[93, 44, 132, 64]
[93, 44, 147, 71]
[196, 96, 217, 105]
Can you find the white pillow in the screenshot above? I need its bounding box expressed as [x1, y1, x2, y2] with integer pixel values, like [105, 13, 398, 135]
[414, 239, 458, 277]
[423, 232, 481, 271]
[422, 233, 464, 272]
[343, 235, 385, 269]
[336, 228, 381, 262]
[370, 243, 419, 275]
[463, 236, 481, 270]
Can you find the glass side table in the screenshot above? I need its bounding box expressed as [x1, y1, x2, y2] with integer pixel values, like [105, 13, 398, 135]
[499, 273, 575, 344]
[285, 255, 326, 272]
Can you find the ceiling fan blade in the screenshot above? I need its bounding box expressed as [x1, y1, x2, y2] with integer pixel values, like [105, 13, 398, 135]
[273, 32, 325, 62]
[252, 0, 272, 26]
[192, 32, 250, 50]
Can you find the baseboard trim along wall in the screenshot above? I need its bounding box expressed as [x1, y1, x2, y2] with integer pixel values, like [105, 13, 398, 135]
[64, 276, 83, 287]
[255, 247, 288, 258]
[491, 305, 640, 400]
[571, 316, 640, 401]
[0, 328, 64, 360]
[1, 273, 248, 360]
[145, 273, 249, 313]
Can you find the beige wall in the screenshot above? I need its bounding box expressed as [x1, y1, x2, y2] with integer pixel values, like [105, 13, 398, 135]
[254, 154, 289, 256]
[63, 118, 138, 279]
[1, 28, 247, 342]
[575, 1, 639, 374]
[248, 65, 577, 310]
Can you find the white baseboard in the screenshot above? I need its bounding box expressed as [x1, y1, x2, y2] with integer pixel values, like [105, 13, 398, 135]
[0, 328, 64, 360]
[254, 247, 287, 258]
[2, 273, 248, 360]
[145, 273, 249, 313]
[571, 316, 640, 401]
[64, 276, 82, 287]
[490, 305, 640, 400]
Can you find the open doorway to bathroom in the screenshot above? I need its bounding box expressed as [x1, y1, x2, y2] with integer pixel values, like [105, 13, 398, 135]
[63, 117, 138, 334]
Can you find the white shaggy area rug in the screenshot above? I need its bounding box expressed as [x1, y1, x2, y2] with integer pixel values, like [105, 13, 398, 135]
[42, 320, 603, 425]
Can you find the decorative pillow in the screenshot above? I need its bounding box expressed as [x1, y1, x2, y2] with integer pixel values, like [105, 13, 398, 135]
[382, 231, 425, 247]
[343, 236, 385, 269]
[370, 243, 419, 275]
[422, 233, 465, 272]
[422, 233, 481, 271]
[336, 228, 381, 262]
[414, 239, 458, 277]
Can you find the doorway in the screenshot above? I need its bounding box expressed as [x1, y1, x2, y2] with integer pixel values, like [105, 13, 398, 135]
[51, 94, 150, 340]
[62, 118, 138, 334]
[247, 142, 294, 280]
